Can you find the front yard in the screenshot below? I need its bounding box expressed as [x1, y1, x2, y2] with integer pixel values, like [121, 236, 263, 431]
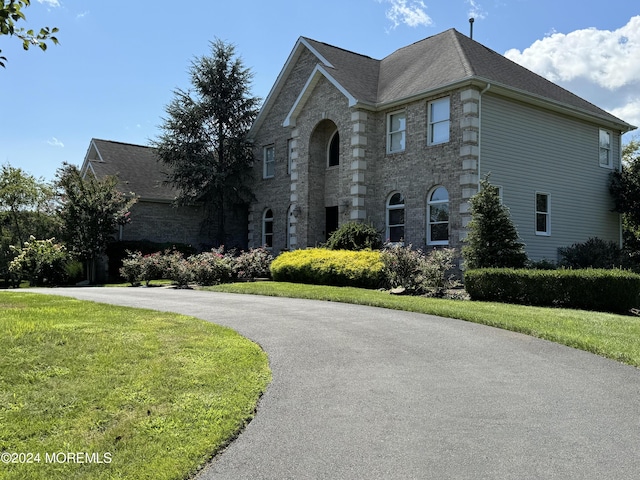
[0, 292, 270, 480]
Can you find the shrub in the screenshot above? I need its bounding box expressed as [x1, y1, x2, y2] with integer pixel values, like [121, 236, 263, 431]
[119, 251, 143, 286]
[233, 247, 273, 280]
[381, 243, 425, 293]
[464, 268, 640, 314]
[163, 251, 193, 288]
[189, 250, 234, 286]
[107, 240, 197, 281]
[8, 236, 71, 286]
[420, 247, 461, 297]
[270, 248, 384, 288]
[140, 252, 167, 286]
[325, 222, 383, 251]
[381, 244, 460, 296]
[558, 237, 624, 269]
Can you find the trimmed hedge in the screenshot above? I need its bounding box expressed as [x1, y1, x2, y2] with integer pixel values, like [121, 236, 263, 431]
[270, 248, 384, 288]
[464, 268, 640, 314]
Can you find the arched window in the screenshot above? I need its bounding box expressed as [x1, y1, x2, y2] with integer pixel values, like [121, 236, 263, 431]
[328, 130, 339, 167]
[262, 209, 274, 248]
[386, 192, 405, 243]
[427, 186, 449, 245]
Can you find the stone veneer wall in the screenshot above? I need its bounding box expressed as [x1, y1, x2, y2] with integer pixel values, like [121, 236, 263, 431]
[248, 50, 482, 255]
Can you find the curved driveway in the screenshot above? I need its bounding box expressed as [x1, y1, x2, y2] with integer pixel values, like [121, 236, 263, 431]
[28, 287, 640, 479]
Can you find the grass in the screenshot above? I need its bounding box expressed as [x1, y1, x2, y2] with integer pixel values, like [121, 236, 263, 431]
[205, 282, 640, 368]
[0, 292, 271, 480]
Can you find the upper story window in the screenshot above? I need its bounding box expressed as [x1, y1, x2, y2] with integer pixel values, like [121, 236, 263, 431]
[599, 129, 612, 168]
[386, 192, 405, 243]
[535, 192, 550, 236]
[428, 97, 450, 145]
[328, 130, 340, 167]
[387, 111, 406, 153]
[427, 186, 449, 245]
[263, 145, 275, 179]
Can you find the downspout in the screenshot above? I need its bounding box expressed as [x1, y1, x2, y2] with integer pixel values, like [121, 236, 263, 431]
[477, 83, 491, 188]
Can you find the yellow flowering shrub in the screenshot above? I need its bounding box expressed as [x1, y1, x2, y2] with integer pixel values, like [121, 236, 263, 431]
[270, 248, 384, 288]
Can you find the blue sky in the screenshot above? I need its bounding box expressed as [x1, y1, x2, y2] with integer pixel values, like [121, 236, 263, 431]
[1, 0, 639, 181]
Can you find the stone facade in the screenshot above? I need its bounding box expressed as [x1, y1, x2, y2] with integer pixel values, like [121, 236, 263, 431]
[249, 78, 481, 255]
[246, 32, 634, 260]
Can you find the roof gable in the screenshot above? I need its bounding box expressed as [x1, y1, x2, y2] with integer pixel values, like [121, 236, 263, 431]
[81, 139, 179, 202]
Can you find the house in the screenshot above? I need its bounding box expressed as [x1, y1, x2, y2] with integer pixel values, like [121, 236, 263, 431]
[80, 138, 212, 248]
[245, 29, 636, 263]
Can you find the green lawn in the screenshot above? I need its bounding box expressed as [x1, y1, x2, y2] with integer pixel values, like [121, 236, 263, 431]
[205, 282, 640, 368]
[0, 292, 271, 480]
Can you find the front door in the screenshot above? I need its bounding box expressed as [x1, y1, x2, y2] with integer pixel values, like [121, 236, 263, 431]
[325, 206, 339, 240]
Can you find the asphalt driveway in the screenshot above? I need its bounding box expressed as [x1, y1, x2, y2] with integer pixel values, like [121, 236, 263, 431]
[26, 287, 640, 479]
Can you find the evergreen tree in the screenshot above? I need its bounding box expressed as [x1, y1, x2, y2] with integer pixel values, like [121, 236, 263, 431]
[153, 39, 260, 246]
[462, 177, 528, 269]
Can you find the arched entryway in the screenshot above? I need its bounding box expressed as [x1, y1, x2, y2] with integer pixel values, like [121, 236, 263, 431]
[308, 119, 341, 245]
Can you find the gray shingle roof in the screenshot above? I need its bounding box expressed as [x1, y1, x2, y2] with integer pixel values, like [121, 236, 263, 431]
[298, 29, 633, 129]
[86, 139, 178, 201]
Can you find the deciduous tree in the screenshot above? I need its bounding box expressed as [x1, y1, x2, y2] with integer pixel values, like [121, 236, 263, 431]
[55, 163, 136, 282]
[0, 0, 59, 68]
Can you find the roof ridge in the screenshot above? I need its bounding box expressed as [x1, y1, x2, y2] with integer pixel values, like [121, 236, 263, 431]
[449, 29, 475, 77]
[301, 37, 377, 62]
[93, 138, 154, 149]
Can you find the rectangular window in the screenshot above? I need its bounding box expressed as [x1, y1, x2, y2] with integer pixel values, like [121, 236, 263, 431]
[599, 129, 612, 168]
[387, 111, 406, 153]
[287, 139, 293, 175]
[263, 145, 275, 179]
[535, 192, 550, 236]
[428, 97, 450, 145]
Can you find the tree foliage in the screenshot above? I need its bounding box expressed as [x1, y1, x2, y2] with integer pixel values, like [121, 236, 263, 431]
[0, 163, 55, 245]
[153, 38, 260, 245]
[610, 139, 640, 253]
[462, 177, 528, 269]
[0, 0, 59, 68]
[55, 163, 136, 264]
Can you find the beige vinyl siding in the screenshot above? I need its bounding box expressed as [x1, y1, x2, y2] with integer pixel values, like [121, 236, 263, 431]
[480, 94, 620, 262]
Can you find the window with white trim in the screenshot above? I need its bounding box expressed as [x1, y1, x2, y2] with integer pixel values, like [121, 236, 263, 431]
[263, 145, 275, 179]
[428, 97, 450, 145]
[535, 193, 550, 236]
[427, 186, 449, 245]
[262, 209, 274, 247]
[599, 129, 612, 168]
[386, 192, 405, 243]
[387, 111, 406, 153]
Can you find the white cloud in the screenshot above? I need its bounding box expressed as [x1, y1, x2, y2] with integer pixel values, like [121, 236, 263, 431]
[504, 15, 640, 131]
[37, 0, 61, 7]
[47, 137, 64, 148]
[76, 11, 89, 20]
[378, 0, 432, 29]
[467, 0, 487, 20]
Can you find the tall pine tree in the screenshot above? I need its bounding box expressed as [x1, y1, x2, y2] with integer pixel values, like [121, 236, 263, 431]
[462, 177, 528, 269]
[153, 39, 260, 246]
